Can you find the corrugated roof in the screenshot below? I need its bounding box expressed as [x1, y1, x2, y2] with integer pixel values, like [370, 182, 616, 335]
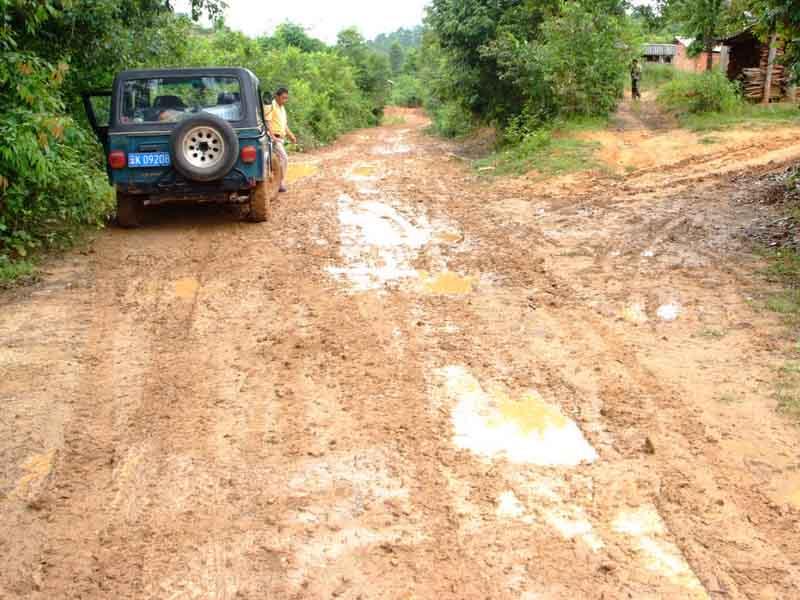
[644, 43, 677, 56]
[675, 37, 724, 52]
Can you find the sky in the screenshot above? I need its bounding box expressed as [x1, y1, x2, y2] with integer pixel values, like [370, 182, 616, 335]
[180, 0, 429, 43]
[180, 0, 657, 44]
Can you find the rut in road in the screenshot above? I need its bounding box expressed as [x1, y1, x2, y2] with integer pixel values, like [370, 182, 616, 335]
[2, 107, 800, 599]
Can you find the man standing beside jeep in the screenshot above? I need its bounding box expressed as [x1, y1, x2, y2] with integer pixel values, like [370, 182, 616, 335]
[265, 87, 296, 193]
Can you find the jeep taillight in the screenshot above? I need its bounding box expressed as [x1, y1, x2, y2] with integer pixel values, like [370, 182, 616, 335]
[240, 146, 257, 164]
[109, 151, 126, 169]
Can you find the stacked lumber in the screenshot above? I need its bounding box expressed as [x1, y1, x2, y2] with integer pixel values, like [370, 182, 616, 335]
[743, 45, 787, 101]
[742, 68, 784, 100]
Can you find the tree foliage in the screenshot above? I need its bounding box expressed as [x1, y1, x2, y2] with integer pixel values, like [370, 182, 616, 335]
[422, 0, 639, 133]
[389, 42, 404, 76]
[336, 28, 391, 114]
[370, 26, 423, 54]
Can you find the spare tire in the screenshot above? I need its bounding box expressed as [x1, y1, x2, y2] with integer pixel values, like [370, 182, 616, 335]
[170, 114, 239, 182]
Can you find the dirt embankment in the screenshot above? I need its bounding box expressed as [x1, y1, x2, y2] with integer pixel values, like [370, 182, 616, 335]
[2, 107, 800, 599]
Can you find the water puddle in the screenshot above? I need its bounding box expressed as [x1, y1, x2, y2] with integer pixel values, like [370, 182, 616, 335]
[373, 144, 411, 155]
[372, 136, 411, 156]
[326, 194, 432, 291]
[544, 508, 604, 551]
[174, 277, 200, 299]
[496, 479, 604, 551]
[286, 163, 318, 184]
[435, 231, 464, 244]
[439, 366, 598, 466]
[352, 165, 378, 178]
[496, 491, 527, 520]
[418, 271, 474, 295]
[346, 164, 380, 182]
[657, 303, 681, 322]
[622, 303, 648, 324]
[613, 505, 708, 598]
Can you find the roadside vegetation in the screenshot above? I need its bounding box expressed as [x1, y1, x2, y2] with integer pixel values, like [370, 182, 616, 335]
[474, 117, 606, 178]
[656, 69, 800, 130]
[418, 0, 640, 149]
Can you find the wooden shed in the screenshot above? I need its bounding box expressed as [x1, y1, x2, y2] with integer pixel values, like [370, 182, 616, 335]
[722, 29, 790, 102]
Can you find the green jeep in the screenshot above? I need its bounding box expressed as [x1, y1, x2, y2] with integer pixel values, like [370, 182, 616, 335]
[83, 67, 281, 227]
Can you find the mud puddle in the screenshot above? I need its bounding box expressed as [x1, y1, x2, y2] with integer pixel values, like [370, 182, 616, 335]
[286, 162, 319, 184]
[347, 165, 379, 180]
[437, 366, 597, 466]
[657, 303, 681, 322]
[326, 194, 432, 291]
[327, 189, 472, 294]
[174, 277, 200, 299]
[613, 505, 709, 598]
[417, 271, 475, 295]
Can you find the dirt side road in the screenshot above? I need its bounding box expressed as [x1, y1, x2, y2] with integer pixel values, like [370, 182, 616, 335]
[2, 108, 800, 599]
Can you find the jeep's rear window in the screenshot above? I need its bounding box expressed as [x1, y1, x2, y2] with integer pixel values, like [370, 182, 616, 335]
[121, 76, 243, 124]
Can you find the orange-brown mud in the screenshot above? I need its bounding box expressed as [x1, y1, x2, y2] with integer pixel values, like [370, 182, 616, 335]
[2, 107, 800, 599]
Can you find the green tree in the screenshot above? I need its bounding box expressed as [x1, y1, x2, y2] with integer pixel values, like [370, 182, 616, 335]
[370, 26, 423, 54]
[260, 22, 327, 53]
[337, 28, 391, 114]
[424, 0, 633, 127]
[761, 0, 800, 82]
[389, 41, 404, 75]
[631, 5, 664, 33]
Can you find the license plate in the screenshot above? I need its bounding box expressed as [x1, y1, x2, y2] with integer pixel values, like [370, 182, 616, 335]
[128, 152, 171, 168]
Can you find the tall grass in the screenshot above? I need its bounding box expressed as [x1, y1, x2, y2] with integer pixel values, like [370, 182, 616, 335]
[641, 63, 679, 90]
[474, 117, 606, 177]
[658, 70, 741, 114]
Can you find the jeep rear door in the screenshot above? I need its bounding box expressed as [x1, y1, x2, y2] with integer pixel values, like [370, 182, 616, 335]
[82, 91, 111, 149]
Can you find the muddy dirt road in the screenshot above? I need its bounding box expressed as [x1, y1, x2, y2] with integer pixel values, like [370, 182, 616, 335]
[3, 108, 800, 599]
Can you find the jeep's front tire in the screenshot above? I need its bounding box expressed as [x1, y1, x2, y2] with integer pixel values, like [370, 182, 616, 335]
[116, 193, 142, 228]
[248, 153, 283, 223]
[170, 114, 239, 182]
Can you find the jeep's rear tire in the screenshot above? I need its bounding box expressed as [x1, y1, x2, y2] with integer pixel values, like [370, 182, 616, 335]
[248, 153, 283, 223]
[170, 114, 239, 182]
[116, 193, 142, 228]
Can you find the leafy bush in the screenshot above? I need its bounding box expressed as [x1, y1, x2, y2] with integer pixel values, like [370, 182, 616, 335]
[536, 1, 641, 117]
[186, 29, 381, 149]
[475, 124, 600, 177]
[425, 0, 639, 127]
[641, 63, 678, 90]
[658, 70, 741, 114]
[390, 74, 423, 107]
[0, 51, 112, 263]
[430, 101, 475, 138]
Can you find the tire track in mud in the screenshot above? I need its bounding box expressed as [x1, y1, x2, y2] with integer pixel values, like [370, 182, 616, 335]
[553, 310, 800, 597]
[26, 228, 216, 597]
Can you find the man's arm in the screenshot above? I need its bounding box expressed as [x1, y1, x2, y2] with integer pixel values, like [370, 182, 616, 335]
[287, 126, 297, 144]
